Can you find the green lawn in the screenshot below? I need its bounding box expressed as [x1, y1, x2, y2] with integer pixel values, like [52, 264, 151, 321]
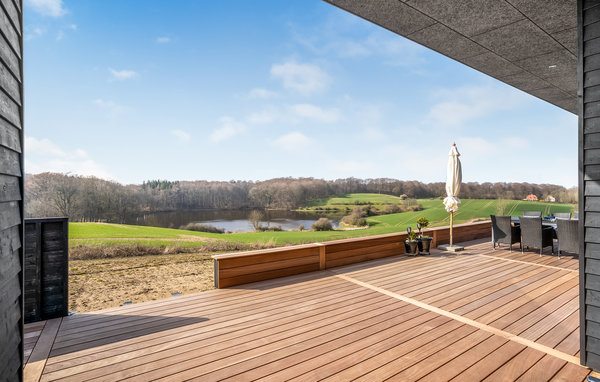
[303, 193, 405, 208]
[70, 196, 576, 246]
[69, 223, 222, 240]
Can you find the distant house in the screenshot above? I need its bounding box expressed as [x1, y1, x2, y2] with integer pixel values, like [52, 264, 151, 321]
[546, 195, 556, 202]
[525, 194, 538, 201]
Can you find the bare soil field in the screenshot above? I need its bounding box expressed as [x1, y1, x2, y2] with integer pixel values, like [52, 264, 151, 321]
[69, 252, 214, 313]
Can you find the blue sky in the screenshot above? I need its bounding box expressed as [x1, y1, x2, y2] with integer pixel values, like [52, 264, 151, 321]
[23, 0, 578, 187]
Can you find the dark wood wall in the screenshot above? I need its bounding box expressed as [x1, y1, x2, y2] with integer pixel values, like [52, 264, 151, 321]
[580, 0, 600, 370]
[24, 218, 69, 324]
[0, 0, 23, 380]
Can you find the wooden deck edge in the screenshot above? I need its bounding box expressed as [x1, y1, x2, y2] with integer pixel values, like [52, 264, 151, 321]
[24, 318, 62, 382]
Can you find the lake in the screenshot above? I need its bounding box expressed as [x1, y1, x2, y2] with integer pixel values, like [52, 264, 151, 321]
[123, 209, 343, 232]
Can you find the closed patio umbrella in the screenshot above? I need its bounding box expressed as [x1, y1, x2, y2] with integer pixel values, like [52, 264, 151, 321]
[441, 143, 464, 251]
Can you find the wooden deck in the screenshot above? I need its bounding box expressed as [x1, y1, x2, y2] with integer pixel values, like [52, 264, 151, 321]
[24, 238, 597, 381]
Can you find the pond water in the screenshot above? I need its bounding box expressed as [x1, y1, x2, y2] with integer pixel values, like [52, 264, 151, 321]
[123, 209, 343, 232]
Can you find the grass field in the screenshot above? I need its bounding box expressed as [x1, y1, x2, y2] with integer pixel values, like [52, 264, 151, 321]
[302, 193, 406, 209]
[70, 197, 576, 246]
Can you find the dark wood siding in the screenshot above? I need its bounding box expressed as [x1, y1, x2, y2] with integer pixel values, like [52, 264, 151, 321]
[581, 0, 600, 370]
[24, 218, 69, 323]
[0, 0, 22, 380]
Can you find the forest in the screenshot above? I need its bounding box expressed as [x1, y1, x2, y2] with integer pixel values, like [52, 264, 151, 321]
[24, 172, 578, 222]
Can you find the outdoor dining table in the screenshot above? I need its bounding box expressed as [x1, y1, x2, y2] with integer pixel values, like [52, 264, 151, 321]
[510, 217, 578, 239]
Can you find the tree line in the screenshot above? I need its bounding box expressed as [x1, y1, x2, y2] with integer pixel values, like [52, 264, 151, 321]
[24, 172, 578, 222]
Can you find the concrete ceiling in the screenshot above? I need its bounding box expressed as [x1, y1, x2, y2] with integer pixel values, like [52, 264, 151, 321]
[324, 0, 577, 114]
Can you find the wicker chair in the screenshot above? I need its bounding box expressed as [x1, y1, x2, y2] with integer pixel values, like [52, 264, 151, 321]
[556, 219, 579, 259]
[491, 215, 521, 251]
[523, 211, 542, 217]
[554, 212, 571, 220]
[519, 217, 554, 255]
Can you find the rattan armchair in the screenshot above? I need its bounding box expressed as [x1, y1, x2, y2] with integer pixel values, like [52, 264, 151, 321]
[556, 219, 579, 259]
[554, 212, 571, 220]
[491, 215, 521, 251]
[519, 217, 554, 255]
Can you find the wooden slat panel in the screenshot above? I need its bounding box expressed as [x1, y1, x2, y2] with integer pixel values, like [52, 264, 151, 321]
[585, 195, 600, 211]
[0, 0, 19, 33]
[588, 132, 600, 149]
[0, 3, 18, 54]
[586, 165, 600, 180]
[0, 85, 21, 127]
[0, 58, 20, 105]
[217, 246, 319, 269]
[0, 115, 19, 152]
[0, 28, 18, 80]
[0, 199, 19, 230]
[0, 144, 20, 176]
[586, 227, 600, 243]
[24, 219, 69, 322]
[586, 69, 600, 89]
[585, 54, 600, 73]
[326, 247, 405, 269]
[219, 255, 319, 279]
[585, 37, 600, 57]
[587, 212, 600, 226]
[218, 263, 321, 288]
[585, 116, 600, 134]
[0, 173, 19, 202]
[325, 241, 402, 261]
[586, 180, 600, 196]
[0, 224, 20, 253]
[325, 234, 404, 254]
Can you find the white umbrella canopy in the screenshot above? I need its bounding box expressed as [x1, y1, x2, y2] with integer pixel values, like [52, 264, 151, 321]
[442, 143, 463, 250]
[443, 143, 462, 213]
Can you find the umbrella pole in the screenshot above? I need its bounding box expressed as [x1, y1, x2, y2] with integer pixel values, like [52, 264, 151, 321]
[450, 211, 454, 247]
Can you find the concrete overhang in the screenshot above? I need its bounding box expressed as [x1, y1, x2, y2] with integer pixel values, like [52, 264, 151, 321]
[324, 0, 577, 114]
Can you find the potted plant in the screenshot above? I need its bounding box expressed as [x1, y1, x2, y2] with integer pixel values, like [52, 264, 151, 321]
[417, 217, 432, 254]
[404, 228, 419, 255]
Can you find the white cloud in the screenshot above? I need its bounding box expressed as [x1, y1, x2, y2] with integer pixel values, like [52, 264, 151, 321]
[25, 136, 112, 179]
[271, 61, 331, 95]
[457, 136, 530, 159]
[289, 104, 340, 123]
[56, 24, 77, 41]
[291, 17, 426, 67]
[273, 132, 313, 152]
[171, 129, 191, 143]
[25, 0, 66, 17]
[246, 108, 278, 125]
[26, 136, 66, 157]
[25, 26, 45, 41]
[210, 116, 245, 142]
[361, 127, 386, 141]
[425, 85, 530, 127]
[248, 88, 278, 99]
[92, 98, 129, 118]
[109, 68, 138, 81]
[156, 37, 171, 44]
